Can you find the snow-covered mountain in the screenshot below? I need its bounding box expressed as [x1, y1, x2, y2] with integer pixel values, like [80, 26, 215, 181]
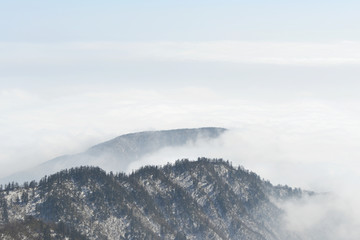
[0, 158, 311, 240]
[1, 127, 226, 184]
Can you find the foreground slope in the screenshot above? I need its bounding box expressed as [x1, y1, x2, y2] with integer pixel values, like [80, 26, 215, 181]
[0, 158, 309, 240]
[2, 127, 226, 184]
[0, 216, 87, 240]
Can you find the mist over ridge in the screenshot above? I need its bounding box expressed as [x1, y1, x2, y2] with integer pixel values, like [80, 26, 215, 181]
[1, 126, 360, 239]
[0, 127, 226, 185]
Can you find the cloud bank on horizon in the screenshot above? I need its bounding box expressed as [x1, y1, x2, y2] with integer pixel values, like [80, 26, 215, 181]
[2, 39, 360, 180]
[2, 41, 360, 67]
[2, 37, 360, 180]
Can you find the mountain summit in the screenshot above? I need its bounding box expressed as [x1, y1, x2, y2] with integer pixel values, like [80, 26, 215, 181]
[0, 158, 309, 240]
[2, 127, 226, 184]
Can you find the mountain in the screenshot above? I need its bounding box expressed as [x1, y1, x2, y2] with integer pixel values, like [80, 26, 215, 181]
[1, 127, 226, 184]
[0, 216, 87, 240]
[0, 158, 311, 240]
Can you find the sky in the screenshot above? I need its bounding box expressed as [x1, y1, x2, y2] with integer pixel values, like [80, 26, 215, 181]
[1, 0, 360, 176]
[1, 1, 360, 182]
[1, 0, 360, 173]
[2, 1, 360, 238]
[2, 0, 360, 42]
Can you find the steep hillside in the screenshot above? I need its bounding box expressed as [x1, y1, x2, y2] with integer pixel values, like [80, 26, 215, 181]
[0, 158, 310, 240]
[0, 216, 87, 240]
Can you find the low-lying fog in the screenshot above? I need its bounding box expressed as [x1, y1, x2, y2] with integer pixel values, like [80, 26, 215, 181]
[3, 59, 360, 239]
[129, 128, 360, 240]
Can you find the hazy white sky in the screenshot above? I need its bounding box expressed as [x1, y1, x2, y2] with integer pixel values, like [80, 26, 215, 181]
[1, 0, 360, 184]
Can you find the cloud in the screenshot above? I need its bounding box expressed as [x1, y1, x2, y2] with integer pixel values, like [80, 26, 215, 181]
[0, 87, 227, 177]
[1, 41, 360, 68]
[127, 127, 360, 240]
[1, 86, 360, 239]
[279, 191, 360, 240]
[0, 89, 40, 110]
[1, 40, 360, 238]
[1, 86, 360, 180]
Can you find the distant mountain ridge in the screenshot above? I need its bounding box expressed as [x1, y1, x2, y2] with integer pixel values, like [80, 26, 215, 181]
[0, 158, 311, 240]
[1, 127, 226, 184]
